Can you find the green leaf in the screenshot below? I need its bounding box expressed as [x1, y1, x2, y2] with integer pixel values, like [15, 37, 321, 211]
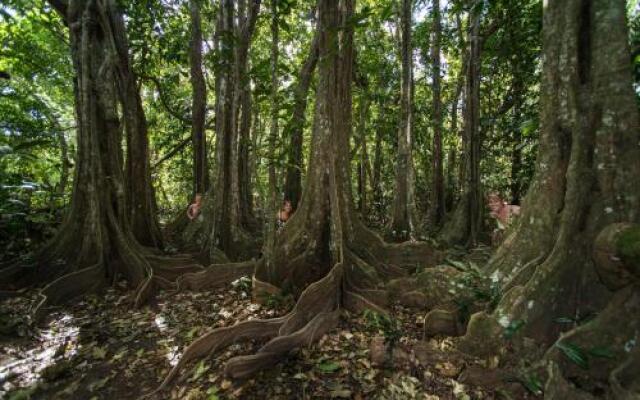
[503, 319, 525, 339]
[316, 360, 341, 373]
[521, 373, 543, 396]
[91, 346, 107, 360]
[206, 386, 219, 400]
[191, 360, 210, 381]
[446, 258, 468, 271]
[588, 346, 615, 359]
[555, 341, 589, 369]
[554, 317, 575, 324]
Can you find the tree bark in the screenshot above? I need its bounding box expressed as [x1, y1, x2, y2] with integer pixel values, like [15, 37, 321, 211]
[189, 0, 209, 196]
[106, 2, 162, 248]
[430, 0, 445, 225]
[264, 0, 279, 269]
[440, 8, 482, 246]
[235, 0, 261, 228]
[283, 31, 320, 210]
[390, 0, 417, 241]
[4, 0, 202, 313]
[460, 2, 640, 394]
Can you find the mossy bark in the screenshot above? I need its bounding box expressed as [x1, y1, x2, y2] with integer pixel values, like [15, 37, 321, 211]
[460, 1, 640, 396]
[0, 0, 202, 315]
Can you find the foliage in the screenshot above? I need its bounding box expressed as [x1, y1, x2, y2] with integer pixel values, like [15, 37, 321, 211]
[362, 309, 402, 348]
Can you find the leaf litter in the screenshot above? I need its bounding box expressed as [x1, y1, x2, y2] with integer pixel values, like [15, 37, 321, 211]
[0, 275, 501, 399]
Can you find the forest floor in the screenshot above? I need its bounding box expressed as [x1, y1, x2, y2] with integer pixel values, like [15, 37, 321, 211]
[0, 247, 532, 400]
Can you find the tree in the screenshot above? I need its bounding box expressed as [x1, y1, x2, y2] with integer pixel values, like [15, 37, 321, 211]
[189, 0, 209, 196]
[235, 0, 261, 228]
[283, 31, 320, 210]
[0, 0, 201, 314]
[430, 0, 445, 225]
[390, 0, 417, 241]
[156, 0, 440, 387]
[459, 0, 640, 394]
[182, 0, 260, 261]
[116, 6, 163, 249]
[440, 4, 483, 246]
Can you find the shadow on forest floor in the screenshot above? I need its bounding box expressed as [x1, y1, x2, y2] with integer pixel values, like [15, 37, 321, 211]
[0, 247, 533, 399]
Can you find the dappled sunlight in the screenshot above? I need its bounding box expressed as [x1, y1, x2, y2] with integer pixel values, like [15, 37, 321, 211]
[0, 312, 80, 395]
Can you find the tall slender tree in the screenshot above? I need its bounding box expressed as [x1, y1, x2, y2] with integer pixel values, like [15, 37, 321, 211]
[430, 0, 445, 225]
[283, 31, 320, 210]
[189, 0, 209, 196]
[235, 0, 261, 228]
[390, 0, 417, 241]
[441, 5, 483, 246]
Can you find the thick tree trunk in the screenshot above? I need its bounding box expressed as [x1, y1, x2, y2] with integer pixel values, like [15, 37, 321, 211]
[2, 0, 203, 314]
[390, 0, 417, 241]
[440, 8, 482, 246]
[157, 0, 441, 387]
[445, 67, 463, 212]
[107, 3, 162, 248]
[283, 32, 320, 210]
[189, 0, 209, 196]
[430, 0, 445, 225]
[460, 1, 640, 395]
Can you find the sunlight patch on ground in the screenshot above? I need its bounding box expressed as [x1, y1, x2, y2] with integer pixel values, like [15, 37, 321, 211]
[0, 313, 80, 395]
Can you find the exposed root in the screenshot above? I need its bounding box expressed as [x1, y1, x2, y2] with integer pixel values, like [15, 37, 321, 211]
[155, 318, 286, 392]
[154, 232, 442, 392]
[177, 260, 257, 291]
[225, 310, 340, 378]
[32, 264, 105, 321]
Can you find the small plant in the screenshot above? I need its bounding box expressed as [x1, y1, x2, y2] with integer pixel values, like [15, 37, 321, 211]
[520, 373, 543, 396]
[363, 309, 402, 348]
[555, 341, 588, 369]
[503, 319, 525, 339]
[262, 292, 293, 310]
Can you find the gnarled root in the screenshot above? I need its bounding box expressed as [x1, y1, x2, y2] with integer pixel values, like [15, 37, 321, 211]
[32, 264, 105, 322]
[155, 262, 344, 394]
[177, 260, 257, 291]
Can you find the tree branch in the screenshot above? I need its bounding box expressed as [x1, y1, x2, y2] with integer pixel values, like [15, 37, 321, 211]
[152, 136, 191, 170]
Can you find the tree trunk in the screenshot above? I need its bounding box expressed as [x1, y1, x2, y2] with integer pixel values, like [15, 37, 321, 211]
[182, 0, 259, 261]
[430, 0, 445, 225]
[189, 0, 209, 196]
[390, 0, 417, 241]
[356, 93, 370, 214]
[157, 0, 441, 386]
[440, 8, 482, 246]
[283, 31, 320, 210]
[235, 0, 261, 228]
[460, 1, 640, 395]
[3, 0, 203, 313]
[264, 0, 279, 270]
[371, 112, 384, 221]
[107, 2, 162, 248]
[445, 62, 463, 212]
